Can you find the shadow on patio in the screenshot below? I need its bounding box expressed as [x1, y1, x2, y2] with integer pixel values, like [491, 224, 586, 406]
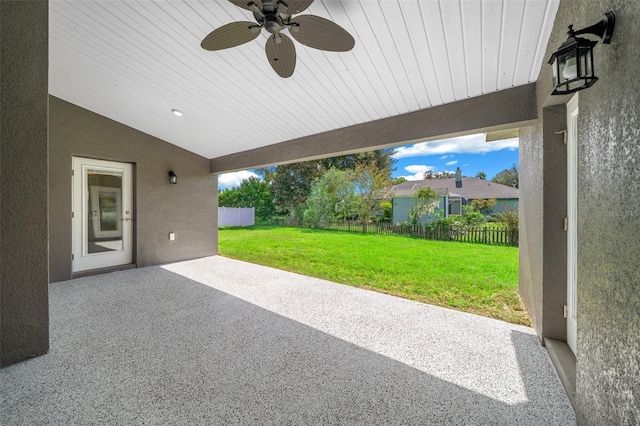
[1, 257, 575, 424]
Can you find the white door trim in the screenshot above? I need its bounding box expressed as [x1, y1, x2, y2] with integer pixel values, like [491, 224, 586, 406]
[566, 94, 579, 354]
[72, 157, 134, 272]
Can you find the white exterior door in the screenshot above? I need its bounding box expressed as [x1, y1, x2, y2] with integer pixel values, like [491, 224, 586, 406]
[566, 95, 579, 354]
[72, 157, 133, 272]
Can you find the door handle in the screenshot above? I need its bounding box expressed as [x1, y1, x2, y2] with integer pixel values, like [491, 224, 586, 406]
[120, 218, 133, 222]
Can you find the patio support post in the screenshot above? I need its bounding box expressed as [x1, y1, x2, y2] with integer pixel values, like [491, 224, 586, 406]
[0, 0, 50, 367]
[519, 106, 569, 344]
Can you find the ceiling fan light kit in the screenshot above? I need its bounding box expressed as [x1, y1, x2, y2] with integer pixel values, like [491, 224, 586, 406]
[201, 0, 355, 78]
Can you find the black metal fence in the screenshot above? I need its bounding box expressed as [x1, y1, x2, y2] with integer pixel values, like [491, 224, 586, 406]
[270, 218, 519, 246]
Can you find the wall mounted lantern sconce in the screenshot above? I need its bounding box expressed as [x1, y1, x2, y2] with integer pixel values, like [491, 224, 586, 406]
[168, 170, 177, 184]
[548, 11, 615, 95]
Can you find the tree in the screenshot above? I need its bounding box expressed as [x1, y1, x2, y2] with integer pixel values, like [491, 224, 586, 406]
[218, 177, 275, 222]
[256, 162, 323, 219]
[379, 201, 393, 223]
[303, 169, 357, 226]
[353, 162, 392, 230]
[423, 170, 435, 179]
[256, 148, 397, 220]
[491, 164, 519, 188]
[218, 187, 240, 207]
[407, 187, 439, 225]
[322, 149, 398, 175]
[475, 171, 487, 180]
[424, 170, 456, 179]
[391, 176, 407, 185]
[471, 198, 497, 214]
[495, 208, 519, 245]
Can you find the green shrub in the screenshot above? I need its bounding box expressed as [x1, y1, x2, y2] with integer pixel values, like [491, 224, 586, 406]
[495, 209, 519, 242]
[379, 201, 393, 223]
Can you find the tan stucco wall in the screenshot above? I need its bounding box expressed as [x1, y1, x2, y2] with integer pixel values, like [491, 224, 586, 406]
[49, 97, 217, 283]
[520, 0, 640, 424]
[518, 122, 545, 338]
[519, 105, 568, 343]
[0, 1, 50, 366]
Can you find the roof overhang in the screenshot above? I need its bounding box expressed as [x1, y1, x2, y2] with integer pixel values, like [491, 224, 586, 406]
[210, 83, 537, 173]
[49, 0, 559, 168]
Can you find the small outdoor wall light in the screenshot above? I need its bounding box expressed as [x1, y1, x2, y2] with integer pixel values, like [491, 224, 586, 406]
[548, 11, 615, 95]
[168, 170, 177, 184]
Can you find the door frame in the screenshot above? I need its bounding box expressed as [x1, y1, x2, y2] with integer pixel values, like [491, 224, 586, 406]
[72, 157, 134, 273]
[566, 94, 579, 354]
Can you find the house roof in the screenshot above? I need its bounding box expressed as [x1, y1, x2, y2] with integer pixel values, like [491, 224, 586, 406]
[49, 1, 559, 161]
[385, 187, 449, 199]
[390, 178, 519, 200]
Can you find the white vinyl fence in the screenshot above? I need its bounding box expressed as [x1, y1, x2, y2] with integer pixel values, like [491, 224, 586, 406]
[218, 207, 255, 227]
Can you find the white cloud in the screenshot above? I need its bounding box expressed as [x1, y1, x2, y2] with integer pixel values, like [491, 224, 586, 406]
[397, 164, 434, 181]
[404, 165, 433, 174]
[393, 134, 519, 159]
[440, 155, 451, 160]
[218, 170, 259, 189]
[445, 160, 458, 166]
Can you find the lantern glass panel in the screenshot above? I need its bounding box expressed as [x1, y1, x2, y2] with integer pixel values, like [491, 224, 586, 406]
[568, 78, 585, 92]
[579, 46, 594, 77]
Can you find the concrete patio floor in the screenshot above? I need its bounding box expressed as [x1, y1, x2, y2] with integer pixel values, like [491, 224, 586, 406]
[1, 256, 575, 425]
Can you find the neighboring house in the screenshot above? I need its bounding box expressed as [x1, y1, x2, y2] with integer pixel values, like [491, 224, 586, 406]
[386, 178, 518, 224]
[382, 186, 448, 224]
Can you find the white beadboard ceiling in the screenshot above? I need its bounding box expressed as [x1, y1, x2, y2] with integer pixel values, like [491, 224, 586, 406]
[49, 0, 559, 159]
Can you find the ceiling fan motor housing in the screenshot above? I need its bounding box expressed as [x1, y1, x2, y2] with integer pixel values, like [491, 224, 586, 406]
[264, 15, 283, 34]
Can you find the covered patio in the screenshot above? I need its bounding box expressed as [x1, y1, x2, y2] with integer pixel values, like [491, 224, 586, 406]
[1, 257, 574, 424]
[3, 0, 639, 423]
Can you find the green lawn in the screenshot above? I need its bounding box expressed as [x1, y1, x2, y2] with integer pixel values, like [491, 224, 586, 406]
[218, 226, 529, 326]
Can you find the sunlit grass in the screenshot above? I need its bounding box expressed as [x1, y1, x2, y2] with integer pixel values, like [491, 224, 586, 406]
[218, 226, 529, 326]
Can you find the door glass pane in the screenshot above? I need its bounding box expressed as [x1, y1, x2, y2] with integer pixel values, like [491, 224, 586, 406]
[86, 168, 123, 253]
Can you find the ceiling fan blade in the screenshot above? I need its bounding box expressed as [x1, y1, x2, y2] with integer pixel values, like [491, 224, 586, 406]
[201, 21, 261, 51]
[228, 0, 263, 11]
[281, 0, 313, 15]
[265, 33, 296, 78]
[289, 15, 355, 52]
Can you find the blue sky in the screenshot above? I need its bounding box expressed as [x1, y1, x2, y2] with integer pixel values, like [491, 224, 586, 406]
[391, 133, 519, 181]
[218, 133, 519, 190]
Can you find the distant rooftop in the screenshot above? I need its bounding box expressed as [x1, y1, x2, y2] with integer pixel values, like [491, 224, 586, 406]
[389, 178, 519, 200]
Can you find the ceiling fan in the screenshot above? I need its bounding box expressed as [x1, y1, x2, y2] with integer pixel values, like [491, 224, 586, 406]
[201, 0, 355, 78]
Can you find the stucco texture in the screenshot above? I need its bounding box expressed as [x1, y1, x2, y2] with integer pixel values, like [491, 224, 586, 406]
[522, 0, 640, 424]
[49, 97, 217, 283]
[518, 123, 544, 340]
[0, 1, 50, 367]
[542, 105, 569, 343]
